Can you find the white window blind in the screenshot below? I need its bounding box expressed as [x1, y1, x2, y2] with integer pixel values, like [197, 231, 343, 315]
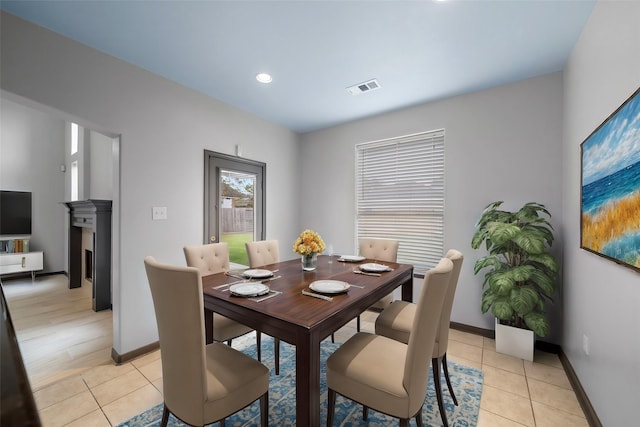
[355, 129, 445, 274]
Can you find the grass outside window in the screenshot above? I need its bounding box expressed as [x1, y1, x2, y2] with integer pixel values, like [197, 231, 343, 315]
[221, 232, 252, 266]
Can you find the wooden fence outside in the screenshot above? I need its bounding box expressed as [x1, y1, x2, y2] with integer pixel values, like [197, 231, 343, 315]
[221, 208, 254, 233]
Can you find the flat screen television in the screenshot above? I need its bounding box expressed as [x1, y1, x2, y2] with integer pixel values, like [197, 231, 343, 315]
[0, 191, 32, 236]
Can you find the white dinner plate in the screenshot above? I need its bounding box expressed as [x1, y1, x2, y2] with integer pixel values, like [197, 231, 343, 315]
[243, 269, 274, 279]
[359, 263, 391, 273]
[338, 255, 365, 262]
[309, 280, 350, 294]
[229, 282, 270, 297]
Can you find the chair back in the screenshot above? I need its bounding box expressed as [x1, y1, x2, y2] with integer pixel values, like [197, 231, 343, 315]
[183, 243, 230, 275]
[403, 257, 453, 413]
[358, 238, 399, 263]
[144, 256, 206, 417]
[245, 240, 280, 267]
[433, 249, 464, 357]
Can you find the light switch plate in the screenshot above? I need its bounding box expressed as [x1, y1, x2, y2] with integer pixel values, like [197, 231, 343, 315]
[152, 206, 167, 220]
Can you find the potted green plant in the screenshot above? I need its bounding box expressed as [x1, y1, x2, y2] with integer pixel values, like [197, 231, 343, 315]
[471, 201, 559, 361]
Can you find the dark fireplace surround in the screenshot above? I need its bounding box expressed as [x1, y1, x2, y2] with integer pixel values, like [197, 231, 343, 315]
[85, 249, 93, 282]
[64, 200, 112, 311]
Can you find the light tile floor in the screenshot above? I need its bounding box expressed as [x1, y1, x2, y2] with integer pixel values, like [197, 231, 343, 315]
[6, 276, 589, 426]
[33, 315, 589, 427]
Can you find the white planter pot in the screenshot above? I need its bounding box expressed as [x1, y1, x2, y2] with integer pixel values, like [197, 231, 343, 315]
[495, 318, 534, 361]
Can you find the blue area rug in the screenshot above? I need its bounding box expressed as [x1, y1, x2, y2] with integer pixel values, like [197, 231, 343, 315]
[118, 337, 483, 426]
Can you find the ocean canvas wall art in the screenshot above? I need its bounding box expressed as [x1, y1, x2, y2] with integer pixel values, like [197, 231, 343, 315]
[581, 87, 640, 272]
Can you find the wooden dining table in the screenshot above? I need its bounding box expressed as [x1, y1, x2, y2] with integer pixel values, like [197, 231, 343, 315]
[201, 255, 414, 426]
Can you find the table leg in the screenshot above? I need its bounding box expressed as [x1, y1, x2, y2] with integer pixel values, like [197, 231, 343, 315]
[204, 307, 213, 344]
[401, 273, 413, 302]
[296, 333, 321, 426]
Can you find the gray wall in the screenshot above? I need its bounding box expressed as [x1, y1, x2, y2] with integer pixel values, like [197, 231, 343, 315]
[562, 1, 640, 425]
[300, 73, 564, 341]
[1, 11, 301, 355]
[0, 96, 66, 272]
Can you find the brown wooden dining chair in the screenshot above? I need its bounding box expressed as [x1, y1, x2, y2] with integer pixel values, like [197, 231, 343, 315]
[326, 257, 453, 427]
[375, 249, 464, 427]
[144, 256, 269, 427]
[244, 239, 281, 374]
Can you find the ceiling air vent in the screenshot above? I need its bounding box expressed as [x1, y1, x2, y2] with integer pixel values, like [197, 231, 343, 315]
[346, 79, 381, 95]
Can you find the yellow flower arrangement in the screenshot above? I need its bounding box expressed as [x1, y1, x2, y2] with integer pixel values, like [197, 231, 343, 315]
[292, 229, 326, 255]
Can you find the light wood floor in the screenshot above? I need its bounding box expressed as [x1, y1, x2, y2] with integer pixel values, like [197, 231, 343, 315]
[2, 273, 114, 391]
[3, 273, 590, 427]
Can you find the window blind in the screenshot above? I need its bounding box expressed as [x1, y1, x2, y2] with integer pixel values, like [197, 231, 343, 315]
[355, 129, 445, 274]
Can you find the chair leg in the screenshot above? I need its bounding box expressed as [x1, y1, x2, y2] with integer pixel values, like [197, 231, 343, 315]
[415, 408, 424, 427]
[399, 419, 410, 427]
[362, 405, 369, 420]
[432, 357, 449, 427]
[356, 315, 361, 332]
[219, 418, 226, 427]
[256, 331, 262, 361]
[327, 389, 336, 427]
[260, 391, 269, 427]
[160, 404, 170, 427]
[275, 338, 280, 375]
[331, 333, 335, 343]
[226, 339, 232, 346]
[442, 353, 458, 406]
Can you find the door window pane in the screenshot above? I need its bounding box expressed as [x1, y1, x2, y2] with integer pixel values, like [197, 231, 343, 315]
[219, 170, 256, 265]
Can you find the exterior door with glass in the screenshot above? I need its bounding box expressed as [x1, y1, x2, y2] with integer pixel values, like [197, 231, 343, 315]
[205, 151, 265, 266]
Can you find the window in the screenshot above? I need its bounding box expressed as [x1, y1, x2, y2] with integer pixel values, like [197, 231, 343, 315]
[70, 161, 78, 201]
[356, 129, 445, 274]
[71, 122, 78, 155]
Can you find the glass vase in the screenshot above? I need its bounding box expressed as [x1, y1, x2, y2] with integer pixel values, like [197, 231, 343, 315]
[301, 252, 317, 271]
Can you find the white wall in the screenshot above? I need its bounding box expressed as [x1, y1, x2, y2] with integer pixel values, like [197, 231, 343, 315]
[0, 97, 67, 272]
[0, 12, 301, 355]
[562, 1, 640, 425]
[88, 130, 116, 200]
[300, 73, 564, 341]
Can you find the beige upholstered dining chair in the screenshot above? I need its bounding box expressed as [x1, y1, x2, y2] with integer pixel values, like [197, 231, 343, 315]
[144, 256, 269, 427]
[184, 243, 280, 374]
[375, 249, 464, 427]
[357, 238, 399, 329]
[326, 257, 453, 427]
[244, 239, 281, 374]
[245, 240, 280, 268]
[183, 244, 257, 342]
[330, 237, 399, 342]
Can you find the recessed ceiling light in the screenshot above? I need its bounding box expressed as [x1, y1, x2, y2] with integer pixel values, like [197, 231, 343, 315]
[256, 73, 272, 84]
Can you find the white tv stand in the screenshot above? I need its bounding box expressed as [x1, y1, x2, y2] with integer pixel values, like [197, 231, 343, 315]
[0, 236, 43, 282]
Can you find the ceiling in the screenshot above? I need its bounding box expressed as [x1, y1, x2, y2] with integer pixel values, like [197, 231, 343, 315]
[0, 0, 595, 133]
